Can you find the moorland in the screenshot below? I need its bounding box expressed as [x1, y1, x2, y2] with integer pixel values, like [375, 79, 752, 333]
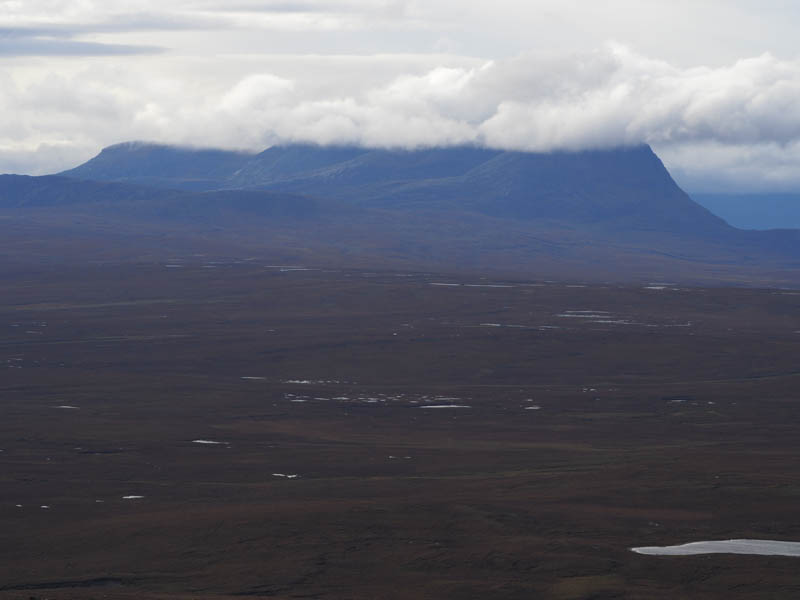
[2, 259, 800, 599]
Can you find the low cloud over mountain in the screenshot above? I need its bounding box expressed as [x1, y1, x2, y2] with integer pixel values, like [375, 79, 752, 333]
[3, 2, 800, 192]
[1, 45, 800, 193]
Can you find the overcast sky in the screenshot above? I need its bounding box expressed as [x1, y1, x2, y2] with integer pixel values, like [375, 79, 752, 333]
[2, 0, 800, 191]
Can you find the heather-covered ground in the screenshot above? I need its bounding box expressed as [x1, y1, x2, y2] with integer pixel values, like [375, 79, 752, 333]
[2, 262, 799, 599]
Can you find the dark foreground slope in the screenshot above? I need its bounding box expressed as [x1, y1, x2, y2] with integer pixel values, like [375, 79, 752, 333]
[0, 142, 789, 285]
[2, 262, 800, 599]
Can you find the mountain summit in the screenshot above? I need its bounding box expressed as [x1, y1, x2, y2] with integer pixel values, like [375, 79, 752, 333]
[59, 142, 254, 191]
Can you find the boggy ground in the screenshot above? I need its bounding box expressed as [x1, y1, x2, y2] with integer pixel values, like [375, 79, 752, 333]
[1, 260, 800, 599]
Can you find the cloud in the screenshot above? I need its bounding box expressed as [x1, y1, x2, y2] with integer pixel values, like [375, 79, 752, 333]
[3, 44, 800, 191]
[201, 46, 800, 160]
[0, 1, 414, 32]
[660, 141, 800, 193]
[0, 32, 162, 56]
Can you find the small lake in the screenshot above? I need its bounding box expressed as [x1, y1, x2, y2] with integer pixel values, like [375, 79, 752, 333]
[632, 539, 800, 557]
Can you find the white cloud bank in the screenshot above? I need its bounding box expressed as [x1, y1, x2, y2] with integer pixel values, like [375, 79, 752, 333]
[4, 44, 800, 191]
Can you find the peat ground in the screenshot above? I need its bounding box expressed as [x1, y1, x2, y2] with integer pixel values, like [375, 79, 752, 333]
[1, 260, 799, 599]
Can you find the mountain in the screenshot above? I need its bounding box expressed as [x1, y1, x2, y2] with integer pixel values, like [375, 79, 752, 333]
[8, 141, 792, 284]
[61, 143, 728, 235]
[227, 145, 501, 189]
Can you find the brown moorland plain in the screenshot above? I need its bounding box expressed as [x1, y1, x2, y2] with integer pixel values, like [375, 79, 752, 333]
[1, 260, 800, 599]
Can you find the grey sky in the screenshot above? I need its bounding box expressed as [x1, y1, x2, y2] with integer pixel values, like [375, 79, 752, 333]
[2, 0, 800, 191]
